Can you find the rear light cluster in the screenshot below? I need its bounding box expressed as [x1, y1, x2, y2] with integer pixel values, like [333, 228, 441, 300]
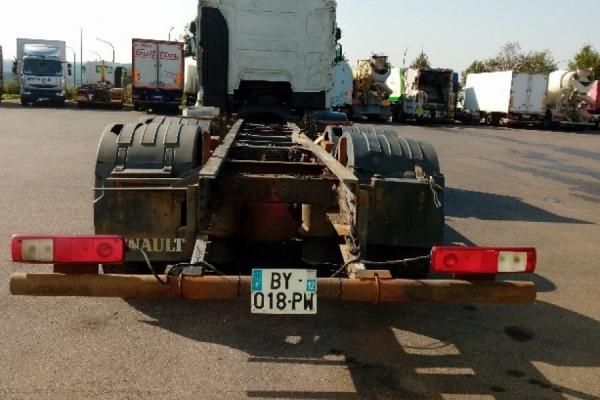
[11, 235, 125, 264]
[431, 247, 536, 275]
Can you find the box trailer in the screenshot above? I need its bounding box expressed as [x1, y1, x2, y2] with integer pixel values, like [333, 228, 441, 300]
[464, 71, 548, 126]
[132, 39, 184, 112]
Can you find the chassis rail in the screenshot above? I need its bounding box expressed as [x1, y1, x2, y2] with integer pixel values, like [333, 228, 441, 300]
[10, 273, 536, 304]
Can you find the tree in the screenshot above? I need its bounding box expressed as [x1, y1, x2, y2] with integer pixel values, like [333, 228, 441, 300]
[569, 44, 600, 79]
[494, 41, 522, 71]
[520, 50, 557, 74]
[462, 60, 488, 81]
[410, 51, 431, 70]
[462, 42, 557, 81]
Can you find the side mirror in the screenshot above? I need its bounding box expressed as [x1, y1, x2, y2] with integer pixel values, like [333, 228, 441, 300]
[335, 43, 343, 62]
[185, 38, 197, 57]
[335, 28, 342, 41]
[67, 63, 73, 76]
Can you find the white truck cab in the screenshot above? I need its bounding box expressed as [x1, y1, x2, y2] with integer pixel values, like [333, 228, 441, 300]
[195, 0, 337, 116]
[16, 39, 70, 106]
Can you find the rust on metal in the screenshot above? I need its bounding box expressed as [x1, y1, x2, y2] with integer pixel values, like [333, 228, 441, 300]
[10, 273, 536, 304]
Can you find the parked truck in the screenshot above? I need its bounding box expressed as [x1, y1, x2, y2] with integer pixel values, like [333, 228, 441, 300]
[545, 69, 595, 129]
[16, 38, 70, 106]
[184, 57, 199, 106]
[463, 71, 548, 126]
[76, 61, 127, 108]
[132, 39, 184, 112]
[9, 0, 537, 312]
[351, 55, 393, 121]
[389, 68, 457, 123]
[331, 42, 353, 115]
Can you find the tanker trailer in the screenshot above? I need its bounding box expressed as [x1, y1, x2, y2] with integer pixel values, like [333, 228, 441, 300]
[352, 55, 393, 121]
[8, 0, 537, 312]
[545, 69, 595, 129]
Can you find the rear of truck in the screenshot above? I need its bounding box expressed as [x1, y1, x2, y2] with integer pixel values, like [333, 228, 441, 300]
[132, 39, 184, 112]
[464, 71, 548, 126]
[76, 62, 126, 108]
[9, 0, 538, 313]
[399, 69, 455, 122]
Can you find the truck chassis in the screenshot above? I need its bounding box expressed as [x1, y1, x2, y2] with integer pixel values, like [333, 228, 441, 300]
[10, 116, 536, 306]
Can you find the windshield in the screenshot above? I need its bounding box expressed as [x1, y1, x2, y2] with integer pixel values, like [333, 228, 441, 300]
[23, 59, 63, 76]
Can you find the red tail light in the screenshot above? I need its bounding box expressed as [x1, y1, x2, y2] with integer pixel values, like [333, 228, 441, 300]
[431, 247, 536, 274]
[11, 235, 125, 264]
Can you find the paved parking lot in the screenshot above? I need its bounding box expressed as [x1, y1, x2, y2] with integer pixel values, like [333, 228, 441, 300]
[0, 101, 598, 399]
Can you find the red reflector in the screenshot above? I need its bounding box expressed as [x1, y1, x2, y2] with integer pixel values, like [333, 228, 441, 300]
[11, 235, 125, 264]
[431, 247, 536, 274]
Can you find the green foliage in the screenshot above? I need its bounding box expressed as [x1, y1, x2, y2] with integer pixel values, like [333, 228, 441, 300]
[124, 83, 132, 105]
[3, 79, 20, 95]
[462, 42, 556, 81]
[520, 50, 556, 74]
[569, 44, 600, 80]
[462, 60, 488, 81]
[66, 87, 78, 101]
[410, 51, 431, 70]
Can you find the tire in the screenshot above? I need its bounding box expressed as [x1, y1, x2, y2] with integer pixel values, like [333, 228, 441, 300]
[20, 98, 29, 106]
[542, 111, 553, 130]
[490, 113, 502, 127]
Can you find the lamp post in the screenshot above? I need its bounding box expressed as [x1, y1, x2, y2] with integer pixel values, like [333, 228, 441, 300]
[66, 46, 76, 88]
[169, 26, 175, 41]
[96, 37, 115, 63]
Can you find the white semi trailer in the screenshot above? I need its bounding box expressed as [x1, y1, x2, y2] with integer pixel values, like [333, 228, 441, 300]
[16, 38, 70, 106]
[463, 71, 548, 126]
[132, 39, 184, 112]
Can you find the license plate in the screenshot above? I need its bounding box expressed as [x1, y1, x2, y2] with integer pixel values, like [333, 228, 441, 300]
[251, 269, 317, 314]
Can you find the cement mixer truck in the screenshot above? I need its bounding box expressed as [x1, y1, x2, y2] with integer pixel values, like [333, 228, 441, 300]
[544, 69, 595, 129]
[351, 55, 393, 121]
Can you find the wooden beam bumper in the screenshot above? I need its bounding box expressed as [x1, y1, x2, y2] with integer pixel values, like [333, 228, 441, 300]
[9, 273, 536, 304]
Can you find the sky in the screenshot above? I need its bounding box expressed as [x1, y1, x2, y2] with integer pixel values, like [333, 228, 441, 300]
[1, 0, 599, 72]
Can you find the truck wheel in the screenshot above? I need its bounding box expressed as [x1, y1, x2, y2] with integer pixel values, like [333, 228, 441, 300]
[489, 113, 502, 126]
[20, 98, 29, 106]
[542, 111, 553, 130]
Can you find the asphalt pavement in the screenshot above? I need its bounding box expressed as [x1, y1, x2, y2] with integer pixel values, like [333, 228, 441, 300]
[0, 101, 598, 399]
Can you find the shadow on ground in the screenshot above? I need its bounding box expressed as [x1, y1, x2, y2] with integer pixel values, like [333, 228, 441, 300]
[445, 188, 591, 224]
[128, 298, 599, 399]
